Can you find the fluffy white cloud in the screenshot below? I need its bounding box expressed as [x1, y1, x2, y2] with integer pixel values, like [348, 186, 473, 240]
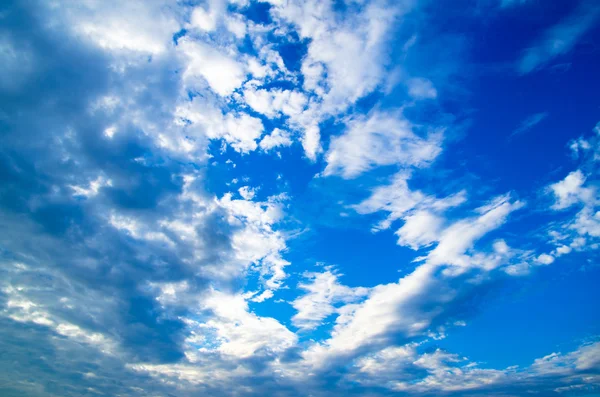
[259, 128, 293, 151]
[535, 253, 555, 265]
[271, 0, 411, 113]
[238, 186, 257, 200]
[58, 0, 180, 54]
[546, 143, 600, 254]
[396, 210, 444, 249]
[354, 172, 466, 248]
[176, 97, 264, 154]
[570, 122, 600, 160]
[291, 270, 369, 331]
[549, 170, 592, 210]
[217, 192, 290, 289]
[179, 39, 247, 96]
[259, 0, 419, 160]
[243, 86, 307, 118]
[189, 0, 228, 33]
[324, 111, 443, 178]
[199, 289, 297, 358]
[426, 195, 524, 268]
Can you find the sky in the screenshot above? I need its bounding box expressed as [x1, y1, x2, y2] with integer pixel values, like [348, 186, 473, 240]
[0, 0, 599, 396]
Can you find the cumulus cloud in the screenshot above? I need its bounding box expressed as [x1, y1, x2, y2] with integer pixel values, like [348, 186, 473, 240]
[176, 97, 265, 154]
[291, 270, 369, 331]
[324, 111, 443, 178]
[545, 125, 600, 256]
[549, 170, 594, 210]
[270, 0, 407, 112]
[243, 85, 307, 119]
[262, 0, 418, 159]
[179, 38, 247, 96]
[197, 289, 297, 358]
[259, 128, 293, 151]
[354, 172, 466, 247]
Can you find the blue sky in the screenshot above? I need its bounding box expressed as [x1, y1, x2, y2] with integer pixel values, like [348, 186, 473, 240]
[0, 0, 599, 396]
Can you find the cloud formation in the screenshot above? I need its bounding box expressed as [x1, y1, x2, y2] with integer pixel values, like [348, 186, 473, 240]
[1, 1, 599, 396]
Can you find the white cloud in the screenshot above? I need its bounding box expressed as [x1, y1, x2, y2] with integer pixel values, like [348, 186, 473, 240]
[69, 176, 112, 198]
[291, 270, 369, 331]
[58, 0, 180, 54]
[353, 172, 466, 247]
[394, 349, 506, 392]
[259, 128, 293, 151]
[407, 77, 437, 100]
[217, 192, 290, 289]
[426, 195, 524, 268]
[261, 0, 417, 160]
[573, 207, 600, 238]
[300, 195, 523, 364]
[190, 0, 225, 33]
[350, 340, 600, 394]
[302, 264, 440, 362]
[250, 289, 274, 303]
[225, 14, 247, 39]
[0, 34, 36, 92]
[324, 111, 443, 178]
[535, 253, 555, 265]
[549, 170, 593, 210]
[2, 283, 117, 356]
[543, 121, 600, 257]
[238, 186, 257, 200]
[128, 358, 251, 387]
[272, 0, 411, 114]
[570, 121, 600, 161]
[301, 124, 322, 161]
[179, 39, 246, 96]
[243, 86, 307, 119]
[176, 97, 264, 153]
[544, 124, 600, 255]
[224, 112, 264, 153]
[200, 289, 297, 358]
[396, 210, 444, 249]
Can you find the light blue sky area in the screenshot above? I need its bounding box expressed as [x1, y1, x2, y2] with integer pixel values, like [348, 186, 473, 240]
[0, 0, 599, 396]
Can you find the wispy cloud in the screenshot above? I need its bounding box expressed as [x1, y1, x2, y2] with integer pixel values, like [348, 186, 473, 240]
[518, 1, 600, 74]
[509, 111, 548, 139]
